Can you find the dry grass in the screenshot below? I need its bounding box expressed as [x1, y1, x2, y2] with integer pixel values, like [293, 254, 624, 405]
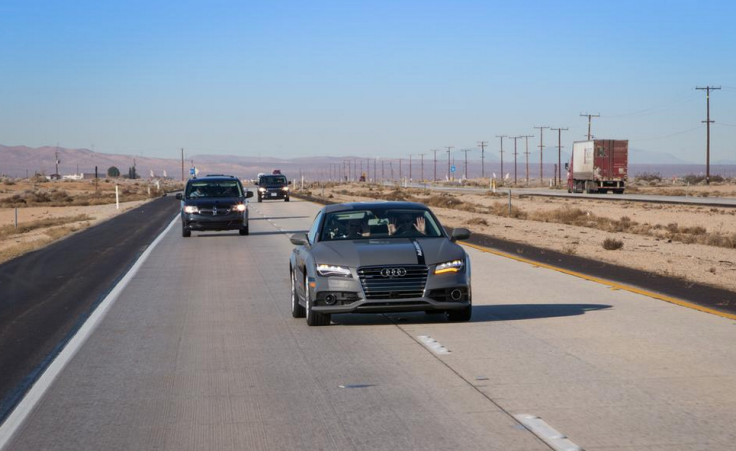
[0, 224, 90, 265]
[0, 214, 92, 238]
[602, 237, 624, 250]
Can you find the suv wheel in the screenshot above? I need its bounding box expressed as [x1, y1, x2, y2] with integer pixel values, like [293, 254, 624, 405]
[257, 196, 262, 203]
[239, 225, 249, 236]
[285, 196, 290, 202]
[182, 225, 191, 238]
[291, 269, 305, 318]
[305, 277, 330, 326]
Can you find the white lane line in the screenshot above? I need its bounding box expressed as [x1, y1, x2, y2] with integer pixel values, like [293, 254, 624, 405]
[417, 335, 450, 354]
[0, 215, 179, 451]
[514, 414, 583, 451]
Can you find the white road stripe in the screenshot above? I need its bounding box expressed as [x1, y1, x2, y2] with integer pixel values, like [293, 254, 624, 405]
[0, 215, 179, 451]
[514, 414, 583, 451]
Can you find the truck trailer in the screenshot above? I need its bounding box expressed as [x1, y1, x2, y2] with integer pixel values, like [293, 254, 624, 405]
[566, 139, 628, 194]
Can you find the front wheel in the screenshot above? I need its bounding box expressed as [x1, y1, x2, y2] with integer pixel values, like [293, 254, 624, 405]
[291, 269, 305, 318]
[182, 224, 191, 238]
[447, 306, 472, 322]
[305, 277, 330, 326]
[257, 196, 262, 203]
[285, 196, 290, 202]
[239, 225, 249, 236]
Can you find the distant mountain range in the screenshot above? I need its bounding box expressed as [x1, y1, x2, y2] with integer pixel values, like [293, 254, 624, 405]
[1, 144, 734, 180]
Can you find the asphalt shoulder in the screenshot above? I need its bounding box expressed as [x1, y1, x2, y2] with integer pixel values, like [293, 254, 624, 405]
[0, 195, 180, 422]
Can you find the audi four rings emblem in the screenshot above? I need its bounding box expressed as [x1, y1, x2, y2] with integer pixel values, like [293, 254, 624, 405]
[381, 268, 406, 277]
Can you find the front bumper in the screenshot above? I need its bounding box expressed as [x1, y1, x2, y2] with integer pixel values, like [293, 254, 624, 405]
[182, 212, 247, 231]
[309, 269, 470, 314]
[259, 189, 288, 199]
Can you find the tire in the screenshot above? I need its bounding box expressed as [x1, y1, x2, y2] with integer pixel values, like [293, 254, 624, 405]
[182, 224, 191, 238]
[257, 196, 262, 203]
[239, 225, 249, 235]
[305, 277, 330, 326]
[291, 269, 305, 318]
[285, 196, 290, 202]
[447, 306, 472, 322]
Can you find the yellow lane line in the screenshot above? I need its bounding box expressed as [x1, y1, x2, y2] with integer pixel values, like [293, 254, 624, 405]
[460, 241, 736, 321]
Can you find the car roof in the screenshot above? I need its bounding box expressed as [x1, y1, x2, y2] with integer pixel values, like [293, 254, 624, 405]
[188, 176, 241, 183]
[322, 201, 429, 214]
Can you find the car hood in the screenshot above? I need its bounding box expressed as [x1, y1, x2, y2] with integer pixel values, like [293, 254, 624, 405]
[312, 237, 465, 267]
[183, 197, 244, 208]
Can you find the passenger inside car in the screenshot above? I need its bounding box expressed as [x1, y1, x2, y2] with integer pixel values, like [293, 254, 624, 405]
[388, 213, 426, 236]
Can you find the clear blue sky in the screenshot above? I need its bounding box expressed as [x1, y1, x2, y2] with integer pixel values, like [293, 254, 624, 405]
[2, 0, 735, 163]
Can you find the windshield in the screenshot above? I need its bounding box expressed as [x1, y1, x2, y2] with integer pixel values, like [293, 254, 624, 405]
[260, 176, 287, 185]
[320, 208, 443, 241]
[185, 180, 243, 198]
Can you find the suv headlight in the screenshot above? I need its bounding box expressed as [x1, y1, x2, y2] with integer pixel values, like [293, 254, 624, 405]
[282, 186, 289, 191]
[184, 205, 199, 214]
[235, 204, 246, 212]
[434, 259, 464, 274]
[258, 187, 266, 192]
[316, 264, 352, 277]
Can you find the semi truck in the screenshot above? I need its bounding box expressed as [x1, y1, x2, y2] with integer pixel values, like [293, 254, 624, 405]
[566, 139, 628, 194]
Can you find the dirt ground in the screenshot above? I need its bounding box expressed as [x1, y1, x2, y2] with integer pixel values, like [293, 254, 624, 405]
[0, 177, 181, 265]
[307, 183, 736, 294]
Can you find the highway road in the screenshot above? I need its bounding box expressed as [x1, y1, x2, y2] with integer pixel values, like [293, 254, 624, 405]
[399, 182, 736, 208]
[2, 199, 736, 450]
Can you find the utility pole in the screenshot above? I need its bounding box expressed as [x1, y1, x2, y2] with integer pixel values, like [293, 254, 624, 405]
[399, 158, 402, 182]
[477, 141, 488, 178]
[381, 160, 385, 182]
[445, 146, 454, 181]
[522, 136, 533, 185]
[580, 113, 600, 140]
[408, 154, 413, 181]
[550, 127, 568, 186]
[432, 149, 438, 181]
[534, 126, 549, 184]
[496, 135, 507, 181]
[510, 136, 521, 185]
[55, 145, 60, 177]
[460, 149, 472, 179]
[696, 86, 721, 185]
[419, 153, 425, 182]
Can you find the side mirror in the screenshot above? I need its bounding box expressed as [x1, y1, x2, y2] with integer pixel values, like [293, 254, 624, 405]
[450, 227, 471, 242]
[254, 181, 258, 186]
[175, 193, 183, 200]
[564, 163, 569, 170]
[290, 232, 308, 246]
[245, 191, 254, 199]
[288, 180, 292, 185]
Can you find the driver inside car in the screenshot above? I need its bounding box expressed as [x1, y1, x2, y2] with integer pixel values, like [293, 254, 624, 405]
[345, 218, 369, 239]
[388, 213, 426, 236]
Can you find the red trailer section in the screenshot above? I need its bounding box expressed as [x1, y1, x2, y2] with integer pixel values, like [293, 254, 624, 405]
[567, 139, 628, 194]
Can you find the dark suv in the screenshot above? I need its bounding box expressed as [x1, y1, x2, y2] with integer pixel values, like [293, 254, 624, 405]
[256, 174, 291, 202]
[176, 175, 254, 237]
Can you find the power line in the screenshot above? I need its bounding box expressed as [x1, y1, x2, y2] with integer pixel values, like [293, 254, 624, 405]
[696, 86, 721, 184]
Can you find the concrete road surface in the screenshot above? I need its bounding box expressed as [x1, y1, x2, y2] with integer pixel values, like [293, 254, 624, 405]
[4, 198, 736, 451]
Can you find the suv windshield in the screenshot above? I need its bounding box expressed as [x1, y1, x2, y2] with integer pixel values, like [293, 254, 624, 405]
[260, 176, 287, 185]
[320, 208, 443, 241]
[186, 180, 243, 198]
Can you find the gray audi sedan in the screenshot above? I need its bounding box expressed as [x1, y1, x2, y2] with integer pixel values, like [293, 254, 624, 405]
[289, 202, 472, 326]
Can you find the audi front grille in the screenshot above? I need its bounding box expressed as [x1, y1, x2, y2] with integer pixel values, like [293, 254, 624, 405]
[357, 265, 428, 300]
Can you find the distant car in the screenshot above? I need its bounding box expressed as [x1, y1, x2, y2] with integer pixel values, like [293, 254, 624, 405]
[256, 174, 291, 202]
[176, 175, 254, 237]
[289, 202, 472, 326]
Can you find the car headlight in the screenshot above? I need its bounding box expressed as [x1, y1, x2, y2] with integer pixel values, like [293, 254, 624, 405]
[235, 204, 246, 212]
[434, 259, 464, 274]
[258, 187, 266, 192]
[184, 205, 199, 214]
[316, 264, 352, 277]
[282, 186, 289, 191]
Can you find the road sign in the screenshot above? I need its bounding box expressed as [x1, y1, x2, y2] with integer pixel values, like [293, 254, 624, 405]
[450, 165, 456, 173]
[189, 167, 195, 176]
